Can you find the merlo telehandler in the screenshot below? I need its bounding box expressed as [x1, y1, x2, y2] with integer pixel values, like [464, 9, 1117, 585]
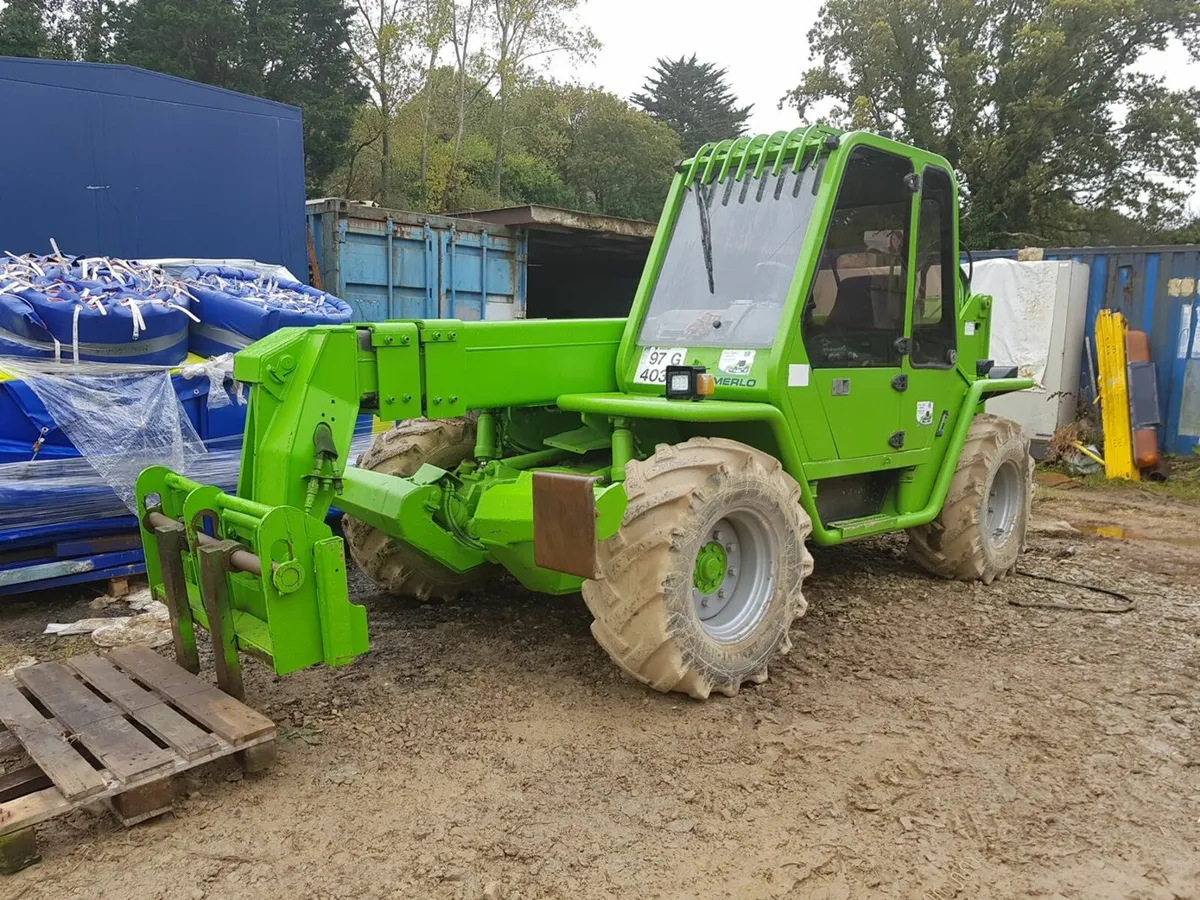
[137, 126, 1033, 700]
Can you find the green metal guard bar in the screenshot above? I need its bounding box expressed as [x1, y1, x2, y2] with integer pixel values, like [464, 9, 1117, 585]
[683, 126, 842, 187]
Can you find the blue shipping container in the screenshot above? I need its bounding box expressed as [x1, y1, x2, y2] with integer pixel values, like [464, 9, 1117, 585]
[972, 245, 1200, 455]
[306, 200, 526, 321]
[0, 57, 307, 281]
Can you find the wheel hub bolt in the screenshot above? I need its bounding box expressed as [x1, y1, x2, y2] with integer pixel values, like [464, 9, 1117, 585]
[701, 598, 710, 608]
[717, 589, 725, 599]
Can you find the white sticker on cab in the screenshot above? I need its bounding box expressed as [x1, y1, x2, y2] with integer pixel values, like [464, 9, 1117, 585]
[917, 401, 934, 426]
[787, 364, 811, 387]
[718, 349, 755, 375]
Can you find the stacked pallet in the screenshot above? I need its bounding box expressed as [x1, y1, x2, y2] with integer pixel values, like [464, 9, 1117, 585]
[0, 648, 276, 873]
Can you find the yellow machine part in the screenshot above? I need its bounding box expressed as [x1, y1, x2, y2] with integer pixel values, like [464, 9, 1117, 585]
[1095, 310, 1139, 481]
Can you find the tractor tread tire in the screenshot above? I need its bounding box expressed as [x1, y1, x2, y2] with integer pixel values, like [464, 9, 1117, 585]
[342, 418, 495, 601]
[906, 414, 1032, 584]
[582, 438, 814, 700]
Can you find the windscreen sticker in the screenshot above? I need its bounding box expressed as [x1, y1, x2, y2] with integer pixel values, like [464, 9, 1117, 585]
[718, 350, 755, 375]
[788, 364, 811, 387]
[917, 401, 935, 426]
[634, 346, 688, 385]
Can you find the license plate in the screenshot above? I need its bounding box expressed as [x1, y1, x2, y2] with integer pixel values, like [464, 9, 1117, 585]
[633, 346, 688, 385]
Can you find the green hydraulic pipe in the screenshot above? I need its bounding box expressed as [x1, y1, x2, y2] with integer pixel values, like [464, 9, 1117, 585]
[610, 417, 633, 482]
[501, 448, 572, 470]
[475, 410, 498, 460]
[222, 509, 261, 532]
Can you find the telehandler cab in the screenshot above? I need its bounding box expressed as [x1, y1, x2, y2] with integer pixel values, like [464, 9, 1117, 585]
[138, 126, 1033, 699]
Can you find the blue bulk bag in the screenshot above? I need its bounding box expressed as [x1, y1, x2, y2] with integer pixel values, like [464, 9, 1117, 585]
[0, 255, 191, 365]
[183, 265, 353, 356]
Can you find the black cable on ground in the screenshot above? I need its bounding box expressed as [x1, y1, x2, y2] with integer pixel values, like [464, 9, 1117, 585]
[1008, 569, 1136, 614]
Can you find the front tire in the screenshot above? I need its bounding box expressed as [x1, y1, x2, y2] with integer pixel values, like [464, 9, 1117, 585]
[582, 438, 814, 700]
[906, 414, 1032, 584]
[342, 418, 496, 600]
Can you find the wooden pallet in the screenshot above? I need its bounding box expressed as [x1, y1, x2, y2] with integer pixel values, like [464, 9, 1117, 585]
[0, 646, 276, 873]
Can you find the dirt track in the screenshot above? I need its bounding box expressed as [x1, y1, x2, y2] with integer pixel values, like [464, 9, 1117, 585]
[2, 480, 1198, 900]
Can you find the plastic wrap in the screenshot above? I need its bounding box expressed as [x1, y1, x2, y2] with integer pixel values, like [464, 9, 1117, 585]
[0, 432, 375, 530]
[182, 265, 352, 356]
[178, 353, 241, 410]
[136, 258, 300, 283]
[0, 361, 243, 464]
[0, 359, 207, 515]
[972, 259, 1060, 387]
[0, 251, 193, 365]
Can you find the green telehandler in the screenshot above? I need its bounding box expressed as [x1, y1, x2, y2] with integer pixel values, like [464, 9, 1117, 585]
[137, 126, 1033, 700]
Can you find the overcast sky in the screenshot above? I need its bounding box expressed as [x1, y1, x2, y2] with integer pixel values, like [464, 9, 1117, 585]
[547, 0, 1200, 207]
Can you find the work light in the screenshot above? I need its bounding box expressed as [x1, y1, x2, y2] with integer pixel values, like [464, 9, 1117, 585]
[665, 365, 714, 400]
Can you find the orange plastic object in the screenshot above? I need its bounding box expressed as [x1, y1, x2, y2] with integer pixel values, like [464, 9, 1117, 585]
[1125, 329, 1160, 470]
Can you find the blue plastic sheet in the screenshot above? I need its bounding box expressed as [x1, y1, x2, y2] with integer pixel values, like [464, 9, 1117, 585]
[183, 265, 352, 356]
[0, 253, 193, 365]
[0, 428, 374, 531]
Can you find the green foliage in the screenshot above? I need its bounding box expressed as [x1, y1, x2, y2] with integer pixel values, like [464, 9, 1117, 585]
[561, 90, 682, 220]
[112, 0, 244, 86]
[61, 0, 109, 61]
[330, 66, 677, 222]
[785, 0, 1200, 249]
[241, 0, 366, 191]
[632, 54, 753, 155]
[0, 0, 66, 58]
[1164, 217, 1200, 244]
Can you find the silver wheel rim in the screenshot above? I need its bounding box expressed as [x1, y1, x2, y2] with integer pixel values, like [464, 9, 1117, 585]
[986, 460, 1021, 548]
[692, 510, 777, 644]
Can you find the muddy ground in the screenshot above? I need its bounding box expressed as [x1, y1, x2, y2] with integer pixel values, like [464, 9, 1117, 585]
[1, 478, 1198, 900]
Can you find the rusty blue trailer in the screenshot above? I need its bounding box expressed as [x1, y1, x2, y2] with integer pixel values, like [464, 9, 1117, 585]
[305, 200, 527, 322]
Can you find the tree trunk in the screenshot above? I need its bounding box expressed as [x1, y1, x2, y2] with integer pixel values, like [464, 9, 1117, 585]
[418, 44, 437, 209]
[493, 79, 506, 199]
[381, 112, 392, 204]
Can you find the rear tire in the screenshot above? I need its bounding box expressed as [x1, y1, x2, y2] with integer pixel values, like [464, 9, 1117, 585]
[906, 414, 1032, 584]
[342, 418, 496, 600]
[582, 438, 814, 700]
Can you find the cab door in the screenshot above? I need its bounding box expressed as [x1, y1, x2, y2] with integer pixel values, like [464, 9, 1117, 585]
[902, 166, 964, 452]
[796, 145, 918, 460]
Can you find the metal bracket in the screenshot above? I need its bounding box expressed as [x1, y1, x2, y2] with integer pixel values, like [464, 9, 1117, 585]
[888, 431, 906, 449]
[533, 472, 600, 579]
[891, 373, 908, 392]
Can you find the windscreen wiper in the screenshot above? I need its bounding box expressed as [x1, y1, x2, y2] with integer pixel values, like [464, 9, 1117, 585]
[695, 181, 715, 295]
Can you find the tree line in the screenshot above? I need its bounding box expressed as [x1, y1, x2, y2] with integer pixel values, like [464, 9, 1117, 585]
[1, 0, 1197, 247]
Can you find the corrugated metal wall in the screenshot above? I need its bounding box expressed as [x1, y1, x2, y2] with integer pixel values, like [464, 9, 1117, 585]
[306, 200, 526, 321]
[973, 246, 1200, 454]
[0, 57, 308, 280]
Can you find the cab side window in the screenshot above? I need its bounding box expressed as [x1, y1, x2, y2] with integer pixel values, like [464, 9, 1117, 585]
[911, 167, 958, 368]
[803, 146, 915, 369]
